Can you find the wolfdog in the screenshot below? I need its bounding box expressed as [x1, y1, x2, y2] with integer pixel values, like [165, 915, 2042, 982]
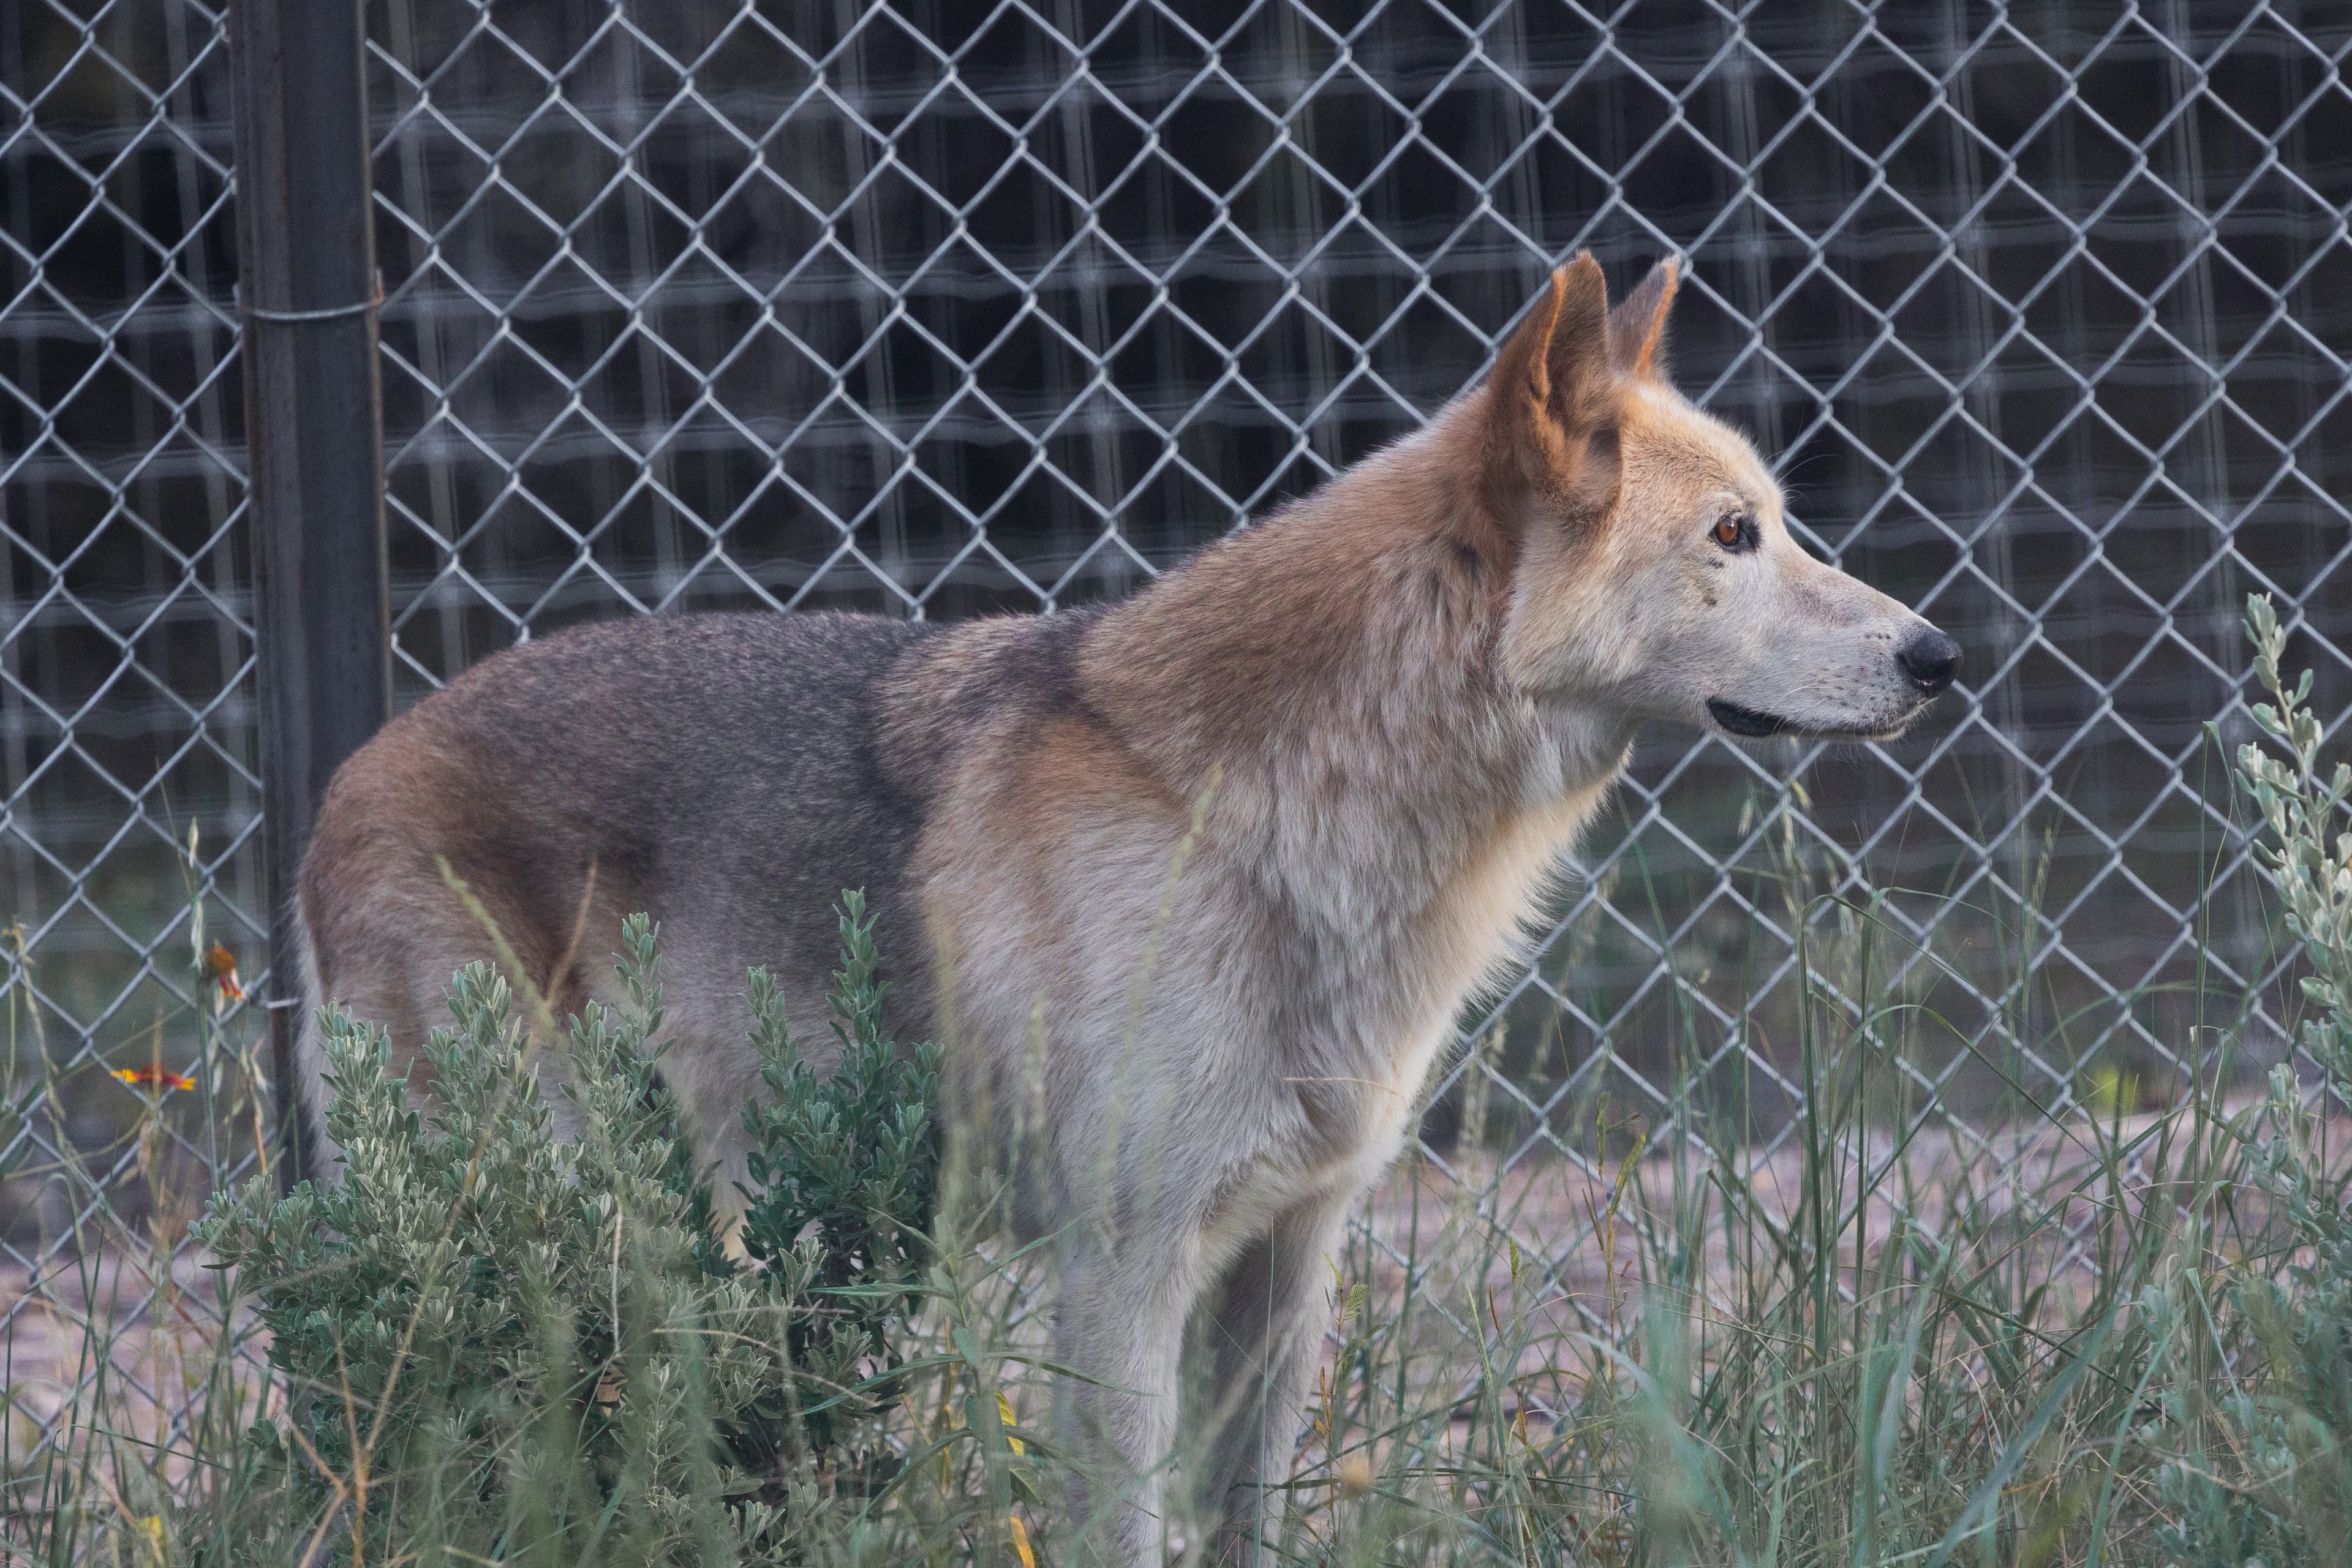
[295, 254, 1956, 1559]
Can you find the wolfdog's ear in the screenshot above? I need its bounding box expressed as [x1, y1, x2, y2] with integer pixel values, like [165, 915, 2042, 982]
[1608, 255, 1679, 380]
[1490, 254, 1614, 435]
[1485, 254, 1619, 513]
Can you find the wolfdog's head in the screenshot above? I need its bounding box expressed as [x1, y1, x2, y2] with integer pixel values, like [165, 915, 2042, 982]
[1482, 254, 1957, 742]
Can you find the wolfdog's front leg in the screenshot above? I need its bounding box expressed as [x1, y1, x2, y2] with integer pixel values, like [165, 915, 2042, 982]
[1054, 1234, 1203, 1563]
[1194, 1197, 1354, 1556]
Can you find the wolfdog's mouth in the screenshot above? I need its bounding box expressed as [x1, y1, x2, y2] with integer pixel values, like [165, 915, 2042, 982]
[1705, 698, 1792, 737]
[1706, 696, 1926, 742]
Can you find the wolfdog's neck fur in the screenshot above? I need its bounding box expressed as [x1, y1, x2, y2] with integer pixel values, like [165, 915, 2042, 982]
[1087, 397, 1628, 1020]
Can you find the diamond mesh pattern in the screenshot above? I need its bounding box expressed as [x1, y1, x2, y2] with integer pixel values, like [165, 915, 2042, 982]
[8, 0, 2352, 1455]
[0, 0, 265, 1471]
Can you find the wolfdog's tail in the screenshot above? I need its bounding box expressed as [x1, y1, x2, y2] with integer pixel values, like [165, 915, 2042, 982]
[280, 908, 336, 1188]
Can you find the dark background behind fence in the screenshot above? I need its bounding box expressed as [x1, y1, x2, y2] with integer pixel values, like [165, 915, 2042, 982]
[5, 0, 2351, 1336]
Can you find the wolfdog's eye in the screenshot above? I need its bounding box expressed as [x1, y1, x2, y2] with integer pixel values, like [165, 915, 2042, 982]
[1712, 511, 1754, 552]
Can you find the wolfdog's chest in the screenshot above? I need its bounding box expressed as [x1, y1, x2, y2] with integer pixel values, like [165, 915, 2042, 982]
[1197, 992, 1447, 1192]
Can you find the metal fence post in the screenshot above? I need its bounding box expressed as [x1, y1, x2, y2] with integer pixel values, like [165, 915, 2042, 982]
[230, 0, 389, 1191]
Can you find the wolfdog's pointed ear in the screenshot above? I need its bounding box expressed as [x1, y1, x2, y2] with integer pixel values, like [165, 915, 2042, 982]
[1484, 254, 1618, 513]
[1608, 257, 1684, 383]
[1608, 255, 1679, 380]
[1490, 254, 1614, 434]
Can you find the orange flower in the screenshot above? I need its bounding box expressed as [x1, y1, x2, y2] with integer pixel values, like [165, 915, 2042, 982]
[203, 944, 243, 1001]
[113, 1066, 196, 1093]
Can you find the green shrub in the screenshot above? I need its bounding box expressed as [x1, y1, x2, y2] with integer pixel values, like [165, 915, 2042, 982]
[2152, 594, 2352, 1564]
[736, 890, 941, 1456]
[195, 899, 941, 1566]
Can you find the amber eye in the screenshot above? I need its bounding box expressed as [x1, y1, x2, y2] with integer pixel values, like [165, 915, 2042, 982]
[1712, 512, 1753, 551]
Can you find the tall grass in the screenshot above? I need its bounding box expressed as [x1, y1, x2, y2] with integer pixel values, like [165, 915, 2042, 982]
[3, 597, 2346, 1566]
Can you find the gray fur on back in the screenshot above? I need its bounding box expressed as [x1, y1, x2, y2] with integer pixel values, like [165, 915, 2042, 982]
[294, 611, 950, 1187]
[420, 611, 933, 1001]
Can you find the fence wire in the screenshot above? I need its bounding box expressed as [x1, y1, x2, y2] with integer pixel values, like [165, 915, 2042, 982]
[6, 0, 2352, 1466]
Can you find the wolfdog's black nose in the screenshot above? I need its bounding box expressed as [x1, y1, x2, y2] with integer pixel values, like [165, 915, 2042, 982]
[1898, 629, 1961, 695]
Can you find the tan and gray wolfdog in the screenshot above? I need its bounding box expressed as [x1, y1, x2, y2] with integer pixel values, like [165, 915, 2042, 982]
[295, 253, 1957, 1560]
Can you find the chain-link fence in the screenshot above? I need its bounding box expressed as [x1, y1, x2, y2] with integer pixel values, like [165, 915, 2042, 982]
[7, 0, 2351, 1475]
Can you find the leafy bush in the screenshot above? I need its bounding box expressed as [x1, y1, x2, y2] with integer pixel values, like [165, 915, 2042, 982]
[737, 891, 941, 1454]
[197, 899, 941, 1565]
[2152, 594, 2352, 1564]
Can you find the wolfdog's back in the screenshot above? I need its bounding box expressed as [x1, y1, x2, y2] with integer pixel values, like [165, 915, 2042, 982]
[294, 610, 941, 1182]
